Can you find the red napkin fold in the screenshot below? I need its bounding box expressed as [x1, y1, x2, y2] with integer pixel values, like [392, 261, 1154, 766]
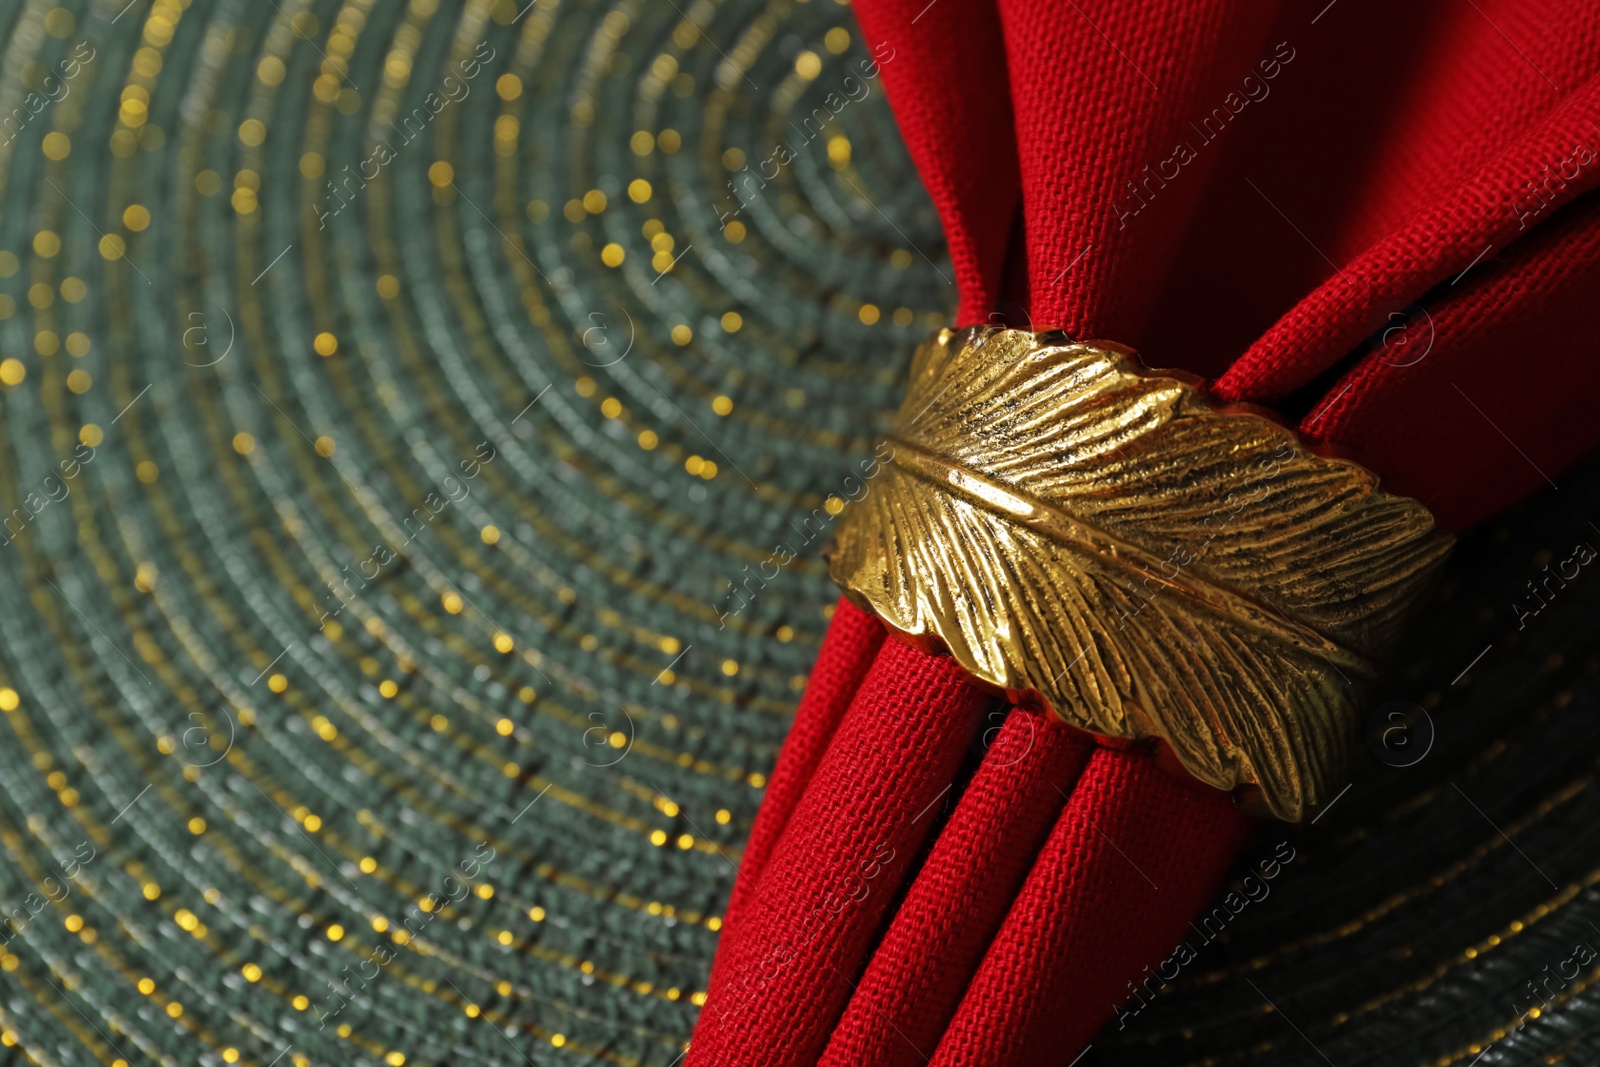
[694, 0, 1600, 1062]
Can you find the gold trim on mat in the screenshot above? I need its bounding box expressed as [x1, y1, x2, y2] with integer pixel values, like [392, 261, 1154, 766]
[826, 327, 1452, 821]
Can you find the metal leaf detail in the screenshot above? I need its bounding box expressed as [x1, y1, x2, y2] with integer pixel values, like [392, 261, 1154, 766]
[827, 327, 1453, 821]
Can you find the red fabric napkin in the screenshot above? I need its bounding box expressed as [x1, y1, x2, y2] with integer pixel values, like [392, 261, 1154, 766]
[693, 1, 1600, 1063]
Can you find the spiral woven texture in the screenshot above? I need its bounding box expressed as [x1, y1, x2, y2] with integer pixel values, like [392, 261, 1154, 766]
[1, 1, 1599, 1066]
[0, 0, 942, 1063]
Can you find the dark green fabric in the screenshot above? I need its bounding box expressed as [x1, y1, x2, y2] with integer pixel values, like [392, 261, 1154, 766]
[0, 2, 1597, 1065]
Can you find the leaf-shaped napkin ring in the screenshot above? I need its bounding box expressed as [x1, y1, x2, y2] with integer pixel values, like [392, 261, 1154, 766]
[826, 327, 1452, 821]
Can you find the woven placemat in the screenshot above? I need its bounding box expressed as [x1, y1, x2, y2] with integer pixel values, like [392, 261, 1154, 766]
[1, 2, 1598, 1066]
[0, 1, 944, 1064]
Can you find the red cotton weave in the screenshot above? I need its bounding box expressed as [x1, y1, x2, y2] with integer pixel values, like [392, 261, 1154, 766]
[717, 597, 884, 938]
[691, 638, 989, 1067]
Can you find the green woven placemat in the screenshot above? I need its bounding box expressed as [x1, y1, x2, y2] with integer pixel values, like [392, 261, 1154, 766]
[0, 1, 945, 1063]
[4, 2, 1600, 1066]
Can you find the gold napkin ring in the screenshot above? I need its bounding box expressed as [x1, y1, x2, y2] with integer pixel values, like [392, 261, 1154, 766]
[826, 327, 1452, 821]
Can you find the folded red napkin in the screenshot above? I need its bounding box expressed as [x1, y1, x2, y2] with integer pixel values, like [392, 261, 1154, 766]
[693, 1, 1600, 1063]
